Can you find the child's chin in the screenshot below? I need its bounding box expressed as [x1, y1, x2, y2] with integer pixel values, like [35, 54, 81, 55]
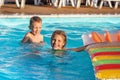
[53, 47, 61, 50]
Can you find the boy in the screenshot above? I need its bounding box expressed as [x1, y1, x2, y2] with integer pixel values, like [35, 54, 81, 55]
[21, 16, 44, 44]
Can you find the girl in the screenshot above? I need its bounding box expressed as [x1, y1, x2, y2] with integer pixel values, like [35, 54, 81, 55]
[51, 30, 87, 52]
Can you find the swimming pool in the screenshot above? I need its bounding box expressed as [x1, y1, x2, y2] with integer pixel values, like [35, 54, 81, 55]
[0, 17, 120, 80]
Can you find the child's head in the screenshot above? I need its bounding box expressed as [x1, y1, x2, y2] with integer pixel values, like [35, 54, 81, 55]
[29, 16, 42, 35]
[51, 30, 67, 50]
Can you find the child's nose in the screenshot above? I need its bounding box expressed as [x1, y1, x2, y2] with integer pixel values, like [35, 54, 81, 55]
[55, 40, 58, 44]
[37, 27, 39, 30]
[36, 28, 40, 31]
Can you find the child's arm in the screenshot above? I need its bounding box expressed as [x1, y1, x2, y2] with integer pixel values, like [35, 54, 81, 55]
[21, 36, 30, 43]
[21, 33, 30, 43]
[67, 45, 88, 52]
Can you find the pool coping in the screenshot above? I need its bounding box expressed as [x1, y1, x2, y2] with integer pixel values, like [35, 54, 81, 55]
[0, 14, 120, 18]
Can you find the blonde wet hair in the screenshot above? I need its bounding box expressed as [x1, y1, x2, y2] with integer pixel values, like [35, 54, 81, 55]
[51, 30, 67, 48]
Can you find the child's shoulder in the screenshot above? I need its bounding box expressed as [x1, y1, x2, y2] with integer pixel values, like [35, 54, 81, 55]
[39, 34, 44, 38]
[25, 32, 32, 37]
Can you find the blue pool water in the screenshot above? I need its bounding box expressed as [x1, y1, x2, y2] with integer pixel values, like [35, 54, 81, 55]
[0, 17, 120, 80]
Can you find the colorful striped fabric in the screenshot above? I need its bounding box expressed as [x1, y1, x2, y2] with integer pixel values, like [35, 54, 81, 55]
[86, 42, 120, 80]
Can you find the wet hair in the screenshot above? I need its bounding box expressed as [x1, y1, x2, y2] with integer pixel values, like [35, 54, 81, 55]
[51, 30, 67, 48]
[29, 16, 42, 29]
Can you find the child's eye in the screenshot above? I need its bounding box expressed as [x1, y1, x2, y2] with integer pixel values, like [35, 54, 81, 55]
[58, 40, 61, 42]
[39, 26, 42, 28]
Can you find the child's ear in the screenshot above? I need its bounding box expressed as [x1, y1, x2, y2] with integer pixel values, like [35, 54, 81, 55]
[63, 42, 65, 46]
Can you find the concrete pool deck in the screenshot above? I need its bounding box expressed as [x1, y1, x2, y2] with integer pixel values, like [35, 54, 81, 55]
[0, 4, 120, 15]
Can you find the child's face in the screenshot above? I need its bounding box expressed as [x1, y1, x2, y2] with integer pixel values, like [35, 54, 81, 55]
[31, 22, 42, 35]
[51, 34, 65, 50]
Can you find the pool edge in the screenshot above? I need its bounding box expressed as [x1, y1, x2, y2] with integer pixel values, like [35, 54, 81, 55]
[0, 14, 120, 18]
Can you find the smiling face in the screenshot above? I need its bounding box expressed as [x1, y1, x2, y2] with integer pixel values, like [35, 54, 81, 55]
[29, 16, 42, 35]
[31, 22, 42, 35]
[51, 30, 66, 50]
